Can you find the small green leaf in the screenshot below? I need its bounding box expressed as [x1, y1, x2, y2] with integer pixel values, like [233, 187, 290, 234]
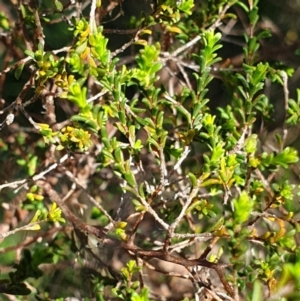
[188, 172, 197, 187]
[54, 0, 64, 11]
[245, 134, 258, 154]
[30, 210, 42, 223]
[233, 191, 254, 224]
[15, 62, 25, 80]
[124, 171, 137, 188]
[114, 147, 124, 163]
[209, 217, 225, 232]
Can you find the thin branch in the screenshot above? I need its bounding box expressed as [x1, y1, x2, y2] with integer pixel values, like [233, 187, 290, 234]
[198, 237, 220, 260]
[29, 0, 45, 48]
[254, 168, 274, 198]
[158, 145, 168, 186]
[0, 226, 63, 254]
[171, 3, 232, 57]
[0, 57, 32, 77]
[111, 29, 142, 58]
[177, 61, 193, 89]
[89, 0, 98, 34]
[204, 288, 225, 301]
[0, 154, 69, 191]
[135, 191, 170, 230]
[0, 221, 44, 239]
[0, 113, 14, 130]
[40, 182, 233, 297]
[213, 265, 235, 299]
[18, 105, 41, 130]
[143, 260, 193, 280]
[168, 178, 202, 237]
[87, 89, 108, 103]
[64, 170, 116, 227]
[40, 181, 108, 239]
[228, 125, 248, 155]
[173, 146, 190, 172]
[172, 35, 202, 57]
[169, 235, 213, 253]
[172, 232, 213, 239]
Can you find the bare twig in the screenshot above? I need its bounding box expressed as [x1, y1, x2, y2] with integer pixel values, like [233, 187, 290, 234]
[89, 0, 98, 34]
[169, 235, 213, 253]
[0, 154, 69, 191]
[29, 0, 45, 48]
[0, 221, 44, 239]
[40, 181, 108, 239]
[0, 57, 32, 77]
[171, 3, 232, 57]
[111, 29, 142, 58]
[205, 288, 225, 301]
[168, 179, 201, 237]
[87, 89, 108, 103]
[228, 126, 248, 155]
[135, 191, 170, 230]
[143, 260, 193, 280]
[0, 226, 63, 254]
[64, 170, 116, 227]
[158, 145, 168, 186]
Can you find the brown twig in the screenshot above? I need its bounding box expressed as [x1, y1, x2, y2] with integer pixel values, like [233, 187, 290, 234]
[40, 181, 235, 298]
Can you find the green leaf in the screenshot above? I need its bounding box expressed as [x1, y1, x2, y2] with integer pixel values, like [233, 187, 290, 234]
[210, 143, 225, 164]
[15, 62, 25, 80]
[272, 147, 299, 168]
[54, 0, 64, 11]
[233, 191, 254, 224]
[244, 134, 258, 154]
[30, 210, 42, 223]
[124, 170, 137, 188]
[188, 172, 197, 187]
[114, 147, 124, 164]
[251, 281, 263, 301]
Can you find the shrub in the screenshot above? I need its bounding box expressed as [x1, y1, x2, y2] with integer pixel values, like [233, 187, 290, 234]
[0, 0, 300, 300]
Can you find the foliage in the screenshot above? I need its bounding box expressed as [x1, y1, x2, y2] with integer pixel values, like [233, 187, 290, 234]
[0, 0, 300, 300]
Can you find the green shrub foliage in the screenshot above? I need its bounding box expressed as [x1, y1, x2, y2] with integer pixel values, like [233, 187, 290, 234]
[0, 0, 300, 300]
